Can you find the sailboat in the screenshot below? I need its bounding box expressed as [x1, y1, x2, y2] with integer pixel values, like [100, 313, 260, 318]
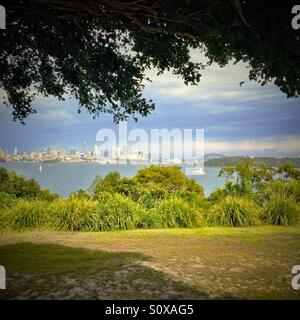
[39, 165, 43, 172]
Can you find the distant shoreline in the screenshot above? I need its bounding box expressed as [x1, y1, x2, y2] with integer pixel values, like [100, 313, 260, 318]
[204, 156, 300, 168]
[1, 156, 300, 168]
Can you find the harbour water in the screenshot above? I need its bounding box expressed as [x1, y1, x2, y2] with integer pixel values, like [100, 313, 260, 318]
[0, 162, 225, 197]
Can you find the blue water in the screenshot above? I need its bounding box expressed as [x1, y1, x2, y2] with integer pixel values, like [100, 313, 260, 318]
[0, 162, 225, 197]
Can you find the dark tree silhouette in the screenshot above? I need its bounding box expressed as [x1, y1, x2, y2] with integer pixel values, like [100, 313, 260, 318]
[0, 0, 299, 123]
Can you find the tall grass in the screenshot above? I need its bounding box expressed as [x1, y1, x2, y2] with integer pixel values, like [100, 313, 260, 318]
[98, 194, 146, 231]
[48, 197, 100, 231]
[150, 198, 205, 228]
[2, 199, 48, 231]
[262, 191, 300, 226]
[207, 196, 261, 227]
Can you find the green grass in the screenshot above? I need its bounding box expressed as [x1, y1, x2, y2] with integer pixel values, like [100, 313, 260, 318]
[0, 226, 300, 300]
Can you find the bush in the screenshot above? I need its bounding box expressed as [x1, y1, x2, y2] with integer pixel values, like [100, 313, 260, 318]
[48, 197, 100, 231]
[0, 167, 58, 201]
[94, 191, 113, 202]
[173, 190, 205, 208]
[150, 198, 205, 228]
[98, 194, 146, 231]
[137, 187, 168, 208]
[134, 165, 205, 196]
[2, 199, 48, 231]
[285, 180, 300, 202]
[116, 178, 141, 201]
[207, 196, 261, 227]
[0, 191, 15, 209]
[89, 172, 121, 195]
[262, 192, 300, 226]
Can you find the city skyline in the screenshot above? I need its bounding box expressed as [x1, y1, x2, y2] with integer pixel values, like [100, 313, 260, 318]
[1, 51, 300, 157]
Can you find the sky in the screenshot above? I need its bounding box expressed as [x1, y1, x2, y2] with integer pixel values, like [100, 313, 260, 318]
[0, 50, 300, 157]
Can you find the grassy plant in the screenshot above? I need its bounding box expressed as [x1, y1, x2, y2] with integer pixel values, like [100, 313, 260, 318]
[2, 199, 48, 231]
[150, 198, 205, 228]
[48, 196, 100, 231]
[285, 180, 300, 202]
[262, 191, 300, 226]
[98, 194, 146, 231]
[207, 196, 261, 227]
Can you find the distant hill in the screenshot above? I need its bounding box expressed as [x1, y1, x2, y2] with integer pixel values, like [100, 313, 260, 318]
[205, 156, 300, 168]
[204, 153, 225, 160]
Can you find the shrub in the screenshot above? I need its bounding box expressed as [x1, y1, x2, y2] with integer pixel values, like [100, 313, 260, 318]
[94, 191, 113, 202]
[173, 190, 205, 208]
[70, 189, 91, 199]
[137, 187, 168, 208]
[134, 165, 205, 196]
[285, 180, 300, 202]
[98, 194, 146, 231]
[207, 196, 261, 227]
[48, 197, 100, 231]
[89, 172, 121, 195]
[3, 199, 48, 231]
[0, 191, 15, 209]
[150, 198, 205, 228]
[0, 167, 58, 201]
[116, 178, 141, 201]
[262, 192, 300, 226]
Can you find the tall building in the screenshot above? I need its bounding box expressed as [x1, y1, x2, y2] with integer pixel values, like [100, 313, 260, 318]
[14, 147, 18, 155]
[83, 141, 87, 153]
[93, 145, 99, 159]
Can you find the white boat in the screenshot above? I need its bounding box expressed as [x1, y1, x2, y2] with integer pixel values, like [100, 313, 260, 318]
[187, 159, 205, 175]
[190, 167, 205, 175]
[39, 165, 43, 172]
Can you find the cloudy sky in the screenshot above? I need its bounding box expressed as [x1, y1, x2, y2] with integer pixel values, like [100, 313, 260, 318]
[0, 50, 300, 157]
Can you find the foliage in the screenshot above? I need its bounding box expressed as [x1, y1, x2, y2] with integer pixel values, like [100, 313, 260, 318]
[0, 191, 15, 209]
[1, 1, 299, 123]
[207, 196, 261, 227]
[208, 187, 228, 203]
[150, 198, 205, 228]
[205, 157, 300, 168]
[94, 191, 113, 203]
[262, 192, 300, 226]
[98, 194, 146, 231]
[48, 196, 100, 231]
[277, 162, 300, 181]
[134, 166, 204, 196]
[89, 171, 121, 196]
[0, 168, 59, 201]
[218, 158, 275, 198]
[285, 180, 300, 203]
[116, 178, 141, 201]
[70, 189, 91, 199]
[137, 187, 168, 209]
[172, 190, 206, 209]
[1, 199, 48, 231]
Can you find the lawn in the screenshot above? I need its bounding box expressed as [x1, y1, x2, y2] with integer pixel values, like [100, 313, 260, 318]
[0, 226, 300, 299]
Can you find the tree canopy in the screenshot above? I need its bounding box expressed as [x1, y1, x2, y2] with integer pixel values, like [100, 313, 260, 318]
[0, 0, 299, 123]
